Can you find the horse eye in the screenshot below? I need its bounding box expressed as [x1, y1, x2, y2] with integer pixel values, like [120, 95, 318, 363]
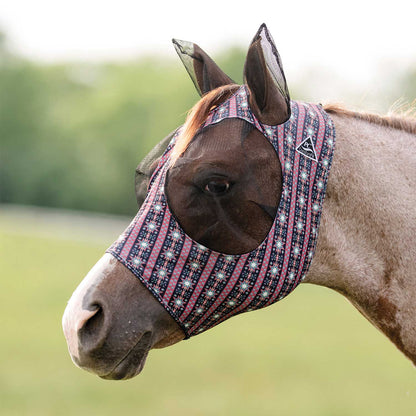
[204, 180, 230, 195]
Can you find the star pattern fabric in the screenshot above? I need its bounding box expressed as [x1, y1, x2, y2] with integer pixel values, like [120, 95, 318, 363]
[107, 86, 336, 337]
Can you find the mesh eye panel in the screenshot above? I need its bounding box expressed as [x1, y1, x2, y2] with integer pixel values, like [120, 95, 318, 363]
[108, 86, 336, 338]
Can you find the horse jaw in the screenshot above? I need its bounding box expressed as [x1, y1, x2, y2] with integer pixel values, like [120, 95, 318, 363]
[62, 253, 184, 379]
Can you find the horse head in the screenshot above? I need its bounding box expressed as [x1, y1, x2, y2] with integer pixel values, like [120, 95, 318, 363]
[62, 24, 334, 379]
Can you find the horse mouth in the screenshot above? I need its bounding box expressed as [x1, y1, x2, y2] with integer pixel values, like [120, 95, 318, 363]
[100, 332, 152, 380]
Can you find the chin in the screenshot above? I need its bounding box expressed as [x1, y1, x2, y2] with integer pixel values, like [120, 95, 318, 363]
[99, 350, 150, 380]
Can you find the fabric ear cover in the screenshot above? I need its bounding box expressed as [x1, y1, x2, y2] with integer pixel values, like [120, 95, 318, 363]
[244, 24, 291, 125]
[173, 39, 235, 96]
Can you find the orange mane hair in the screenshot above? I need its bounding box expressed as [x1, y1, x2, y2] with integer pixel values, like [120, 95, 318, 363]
[170, 91, 416, 167]
[324, 103, 416, 135]
[170, 84, 240, 165]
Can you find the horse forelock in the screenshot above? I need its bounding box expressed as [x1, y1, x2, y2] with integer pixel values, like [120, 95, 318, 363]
[169, 84, 240, 165]
[324, 103, 416, 135]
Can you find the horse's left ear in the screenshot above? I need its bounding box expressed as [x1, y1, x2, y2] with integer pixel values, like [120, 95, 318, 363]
[172, 38, 235, 96]
[244, 24, 291, 125]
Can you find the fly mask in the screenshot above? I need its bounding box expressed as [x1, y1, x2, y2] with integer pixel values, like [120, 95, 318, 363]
[107, 85, 336, 338]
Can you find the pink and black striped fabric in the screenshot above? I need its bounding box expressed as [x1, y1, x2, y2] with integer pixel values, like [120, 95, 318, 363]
[107, 86, 336, 337]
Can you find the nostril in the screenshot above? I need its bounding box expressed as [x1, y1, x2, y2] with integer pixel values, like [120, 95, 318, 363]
[62, 301, 105, 364]
[75, 306, 100, 332]
[81, 305, 103, 335]
[78, 304, 107, 351]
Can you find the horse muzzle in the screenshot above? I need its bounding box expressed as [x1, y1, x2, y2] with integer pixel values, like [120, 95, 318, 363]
[62, 254, 184, 379]
[62, 254, 154, 380]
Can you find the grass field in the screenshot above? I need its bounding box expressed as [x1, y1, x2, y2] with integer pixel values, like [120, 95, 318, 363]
[0, 206, 415, 415]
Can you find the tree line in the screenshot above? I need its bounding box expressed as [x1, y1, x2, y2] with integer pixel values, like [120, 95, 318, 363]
[0, 33, 414, 215]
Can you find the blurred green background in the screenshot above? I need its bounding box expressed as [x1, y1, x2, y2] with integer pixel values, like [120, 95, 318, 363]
[1, 211, 415, 416]
[0, 31, 249, 216]
[1, 24, 416, 415]
[1, 30, 415, 216]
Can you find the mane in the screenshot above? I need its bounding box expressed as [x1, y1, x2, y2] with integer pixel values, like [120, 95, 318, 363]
[324, 103, 416, 135]
[171, 92, 416, 166]
[170, 84, 240, 165]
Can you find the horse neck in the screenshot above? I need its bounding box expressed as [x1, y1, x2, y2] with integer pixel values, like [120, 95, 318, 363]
[303, 112, 416, 364]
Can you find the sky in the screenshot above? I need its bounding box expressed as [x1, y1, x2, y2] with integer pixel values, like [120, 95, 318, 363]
[1, 0, 415, 106]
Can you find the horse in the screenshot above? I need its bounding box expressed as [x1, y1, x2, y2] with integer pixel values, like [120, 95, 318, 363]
[62, 24, 416, 380]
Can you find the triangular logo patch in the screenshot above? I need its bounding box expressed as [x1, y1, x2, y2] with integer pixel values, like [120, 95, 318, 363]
[296, 136, 318, 161]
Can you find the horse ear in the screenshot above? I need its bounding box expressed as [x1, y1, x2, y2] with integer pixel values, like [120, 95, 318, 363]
[243, 24, 291, 125]
[172, 39, 235, 96]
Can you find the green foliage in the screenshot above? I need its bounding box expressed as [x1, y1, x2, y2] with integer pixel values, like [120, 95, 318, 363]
[0, 215, 415, 416]
[1, 40, 415, 215]
[398, 69, 416, 106]
[0, 46, 246, 215]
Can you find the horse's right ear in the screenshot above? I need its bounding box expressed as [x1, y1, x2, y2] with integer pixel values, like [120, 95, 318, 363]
[173, 39, 234, 96]
[244, 24, 291, 126]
